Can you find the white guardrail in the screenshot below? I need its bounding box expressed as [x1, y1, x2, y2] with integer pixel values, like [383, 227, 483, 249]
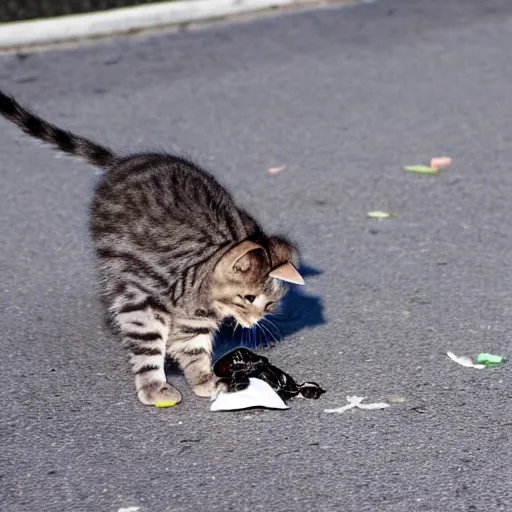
[0, 0, 321, 49]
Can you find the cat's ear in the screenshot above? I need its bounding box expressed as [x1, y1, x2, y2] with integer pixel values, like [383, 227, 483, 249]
[218, 240, 267, 274]
[266, 235, 303, 285]
[230, 241, 267, 273]
[214, 241, 269, 283]
[269, 262, 304, 285]
[267, 235, 299, 266]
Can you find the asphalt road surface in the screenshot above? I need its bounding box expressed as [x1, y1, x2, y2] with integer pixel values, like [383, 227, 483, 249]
[2, 1, 512, 511]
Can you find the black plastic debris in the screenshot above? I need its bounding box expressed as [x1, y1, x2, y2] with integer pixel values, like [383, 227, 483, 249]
[213, 347, 325, 401]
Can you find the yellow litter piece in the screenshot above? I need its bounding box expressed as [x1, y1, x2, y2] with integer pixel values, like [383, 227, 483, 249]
[367, 211, 398, 218]
[155, 400, 177, 408]
[404, 165, 439, 174]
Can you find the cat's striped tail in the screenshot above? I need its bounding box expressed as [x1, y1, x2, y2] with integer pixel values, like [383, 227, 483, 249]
[0, 90, 117, 169]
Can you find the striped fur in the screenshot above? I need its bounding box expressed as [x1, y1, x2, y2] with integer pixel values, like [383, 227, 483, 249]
[0, 90, 116, 168]
[0, 89, 299, 406]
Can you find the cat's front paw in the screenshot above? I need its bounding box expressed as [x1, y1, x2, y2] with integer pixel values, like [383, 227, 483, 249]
[192, 375, 227, 399]
[137, 381, 182, 407]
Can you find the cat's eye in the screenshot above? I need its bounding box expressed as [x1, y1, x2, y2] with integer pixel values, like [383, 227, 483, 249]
[244, 295, 256, 303]
[265, 301, 274, 311]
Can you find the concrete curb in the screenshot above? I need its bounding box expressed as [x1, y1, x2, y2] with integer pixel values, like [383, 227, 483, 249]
[0, 0, 322, 50]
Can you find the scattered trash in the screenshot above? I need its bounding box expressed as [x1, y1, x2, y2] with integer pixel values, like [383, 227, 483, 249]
[324, 395, 389, 414]
[367, 211, 398, 219]
[430, 156, 452, 169]
[404, 165, 440, 174]
[155, 400, 177, 408]
[405, 157, 452, 174]
[476, 352, 504, 366]
[389, 395, 407, 403]
[267, 165, 286, 174]
[211, 377, 289, 412]
[446, 351, 485, 369]
[117, 507, 140, 512]
[213, 348, 325, 404]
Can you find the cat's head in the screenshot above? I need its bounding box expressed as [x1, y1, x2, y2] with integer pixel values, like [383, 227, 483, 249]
[211, 236, 303, 328]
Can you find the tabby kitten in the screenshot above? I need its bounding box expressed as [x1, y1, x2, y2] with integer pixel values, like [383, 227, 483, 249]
[0, 90, 304, 406]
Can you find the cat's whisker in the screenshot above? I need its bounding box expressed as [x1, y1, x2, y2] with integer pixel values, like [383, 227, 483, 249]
[264, 322, 282, 344]
[262, 317, 282, 340]
[233, 320, 241, 338]
[259, 320, 280, 344]
[267, 313, 286, 321]
[254, 325, 261, 347]
[257, 323, 271, 347]
[264, 330, 271, 347]
[261, 324, 278, 345]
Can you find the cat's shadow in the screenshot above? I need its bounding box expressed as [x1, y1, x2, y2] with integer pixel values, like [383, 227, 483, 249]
[165, 263, 325, 374]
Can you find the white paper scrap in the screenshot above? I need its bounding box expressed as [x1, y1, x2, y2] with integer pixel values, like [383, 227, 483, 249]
[324, 395, 390, 414]
[210, 377, 289, 412]
[447, 351, 485, 369]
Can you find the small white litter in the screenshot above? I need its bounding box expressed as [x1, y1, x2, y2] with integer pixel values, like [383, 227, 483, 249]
[324, 395, 390, 414]
[210, 377, 289, 412]
[117, 507, 140, 512]
[446, 351, 485, 369]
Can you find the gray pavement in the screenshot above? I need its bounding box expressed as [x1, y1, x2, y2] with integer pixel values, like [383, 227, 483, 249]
[2, 0, 512, 511]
